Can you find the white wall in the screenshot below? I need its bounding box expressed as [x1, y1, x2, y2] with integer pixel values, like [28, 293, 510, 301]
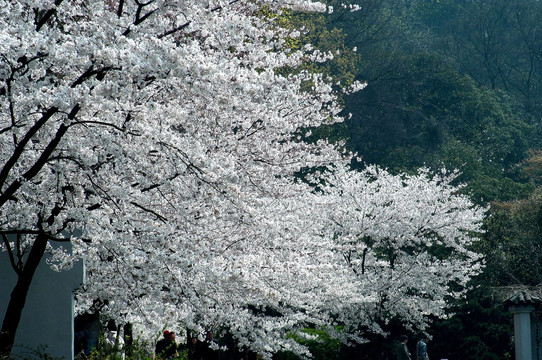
[0, 238, 84, 360]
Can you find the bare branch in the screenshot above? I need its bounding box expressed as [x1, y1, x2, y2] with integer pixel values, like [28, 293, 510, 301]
[130, 201, 167, 223]
[134, 0, 157, 25]
[35, 0, 64, 31]
[157, 21, 190, 39]
[0, 107, 59, 191]
[117, 0, 125, 17]
[0, 103, 77, 208]
[1, 234, 22, 275]
[71, 65, 114, 88]
[69, 120, 131, 133]
[123, 0, 157, 36]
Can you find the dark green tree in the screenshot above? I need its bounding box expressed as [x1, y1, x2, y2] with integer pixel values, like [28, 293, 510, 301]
[410, 0, 542, 117]
[344, 52, 534, 202]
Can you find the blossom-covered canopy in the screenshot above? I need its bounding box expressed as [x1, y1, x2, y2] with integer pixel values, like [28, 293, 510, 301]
[0, 0, 484, 357]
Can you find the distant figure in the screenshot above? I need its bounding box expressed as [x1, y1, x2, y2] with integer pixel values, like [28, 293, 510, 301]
[187, 335, 202, 360]
[155, 330, 178, 359]
[74, 313, 100, 356]
[201, 331, 219, 360]
[396, 335, 411, 360]
[74, 329, 88, 358]
[416, 333, 430, 360]
[104, 320, 125, 359]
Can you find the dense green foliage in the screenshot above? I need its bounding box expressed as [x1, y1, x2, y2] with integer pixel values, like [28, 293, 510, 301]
[275, 329, 342, 360]
[346, 53, 534, 201]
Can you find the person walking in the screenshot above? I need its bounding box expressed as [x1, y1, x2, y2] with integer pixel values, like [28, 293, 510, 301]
[155, 330, 178, 359]
[187, 335, 202, 360]
[416, 333, 430, 360]
[396, 335, 411, 360]
[104, 320, 125, 359]
[201, 331, 219, 360]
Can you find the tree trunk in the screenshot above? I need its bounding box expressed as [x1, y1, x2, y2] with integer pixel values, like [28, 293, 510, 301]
[0, 233, 48, 357]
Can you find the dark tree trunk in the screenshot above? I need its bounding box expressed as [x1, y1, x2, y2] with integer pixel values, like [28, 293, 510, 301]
[0, 233, 48, 357]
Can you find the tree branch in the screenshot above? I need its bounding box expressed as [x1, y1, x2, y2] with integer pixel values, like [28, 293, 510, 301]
[123, 0, 157, 36]
[158, 0, 241, 39]
[134, 0, 157, 25]
[0, 105, 79, 208]
[35, 0, 64, 31]
[130, 201, 167, 223]
[69, 119, 135, 134]
[0, 107, 59, 191]
[117, 0, 125, 17]
[1, 234, 21, 275]
[71, 65, 114, 88]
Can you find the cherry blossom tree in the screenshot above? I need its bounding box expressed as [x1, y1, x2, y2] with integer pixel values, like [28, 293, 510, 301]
[0, 0, 351, 356]
[0, 0, 484, 358]
[316, 165, 485, 336]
